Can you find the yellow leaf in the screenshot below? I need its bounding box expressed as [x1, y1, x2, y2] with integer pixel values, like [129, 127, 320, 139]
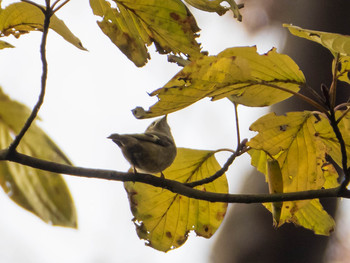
[333, 56, 350, 84]
[0, 2, 86, 50]
[90, 0, 202, 67]
[293, 199, 335, 235]
[124, 148, 228, 252]
[284, 24, 350, 57]
[0, 39, 14, 49]
[248, 111, 338, 235]
[263, 199, 335, 235]
[0, 88, 77, 228]
[314, 109, 350, 168]
[184, 0, 243, 21]
[132, 46, 305, 119]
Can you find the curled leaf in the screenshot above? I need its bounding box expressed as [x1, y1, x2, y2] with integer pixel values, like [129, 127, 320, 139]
[124, 148, 228, 251]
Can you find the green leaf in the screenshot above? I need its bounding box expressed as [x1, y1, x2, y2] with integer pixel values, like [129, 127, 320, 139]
[124, 148, 228, 252]
[0, 88, 77, 228]
[248, 111, 338, 235]
[132, 46, 305, 119]
[184, 0, 243, 21]
[0, 39, 14, 49]
[0, 2, 86, 50]
[284, 24, 350, 57]
[90, 0, 202, 67]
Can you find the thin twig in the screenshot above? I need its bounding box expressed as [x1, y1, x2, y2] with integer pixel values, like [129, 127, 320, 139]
[184, 140, 248, 187]
[51, 0, 60, 10]
[263, 82, 329, 113]
[336, 107, 350, 124]
[7, 2, 52, 154]
[234, 102, 240, 146]
[53, 0, 70, 13]
[334, 102, 350, 111]
[329, 53, 340, 108]
[304, 84, 327, 107]
[2, 150, 348, 203]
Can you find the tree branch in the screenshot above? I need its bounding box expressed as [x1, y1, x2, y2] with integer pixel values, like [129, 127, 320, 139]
[328, 109, 350, 188]
[8, 1, 52, 154]
[2, 150, 349, 203]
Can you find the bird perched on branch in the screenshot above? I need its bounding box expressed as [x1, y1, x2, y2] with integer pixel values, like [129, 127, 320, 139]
[108, 116, 177, 177]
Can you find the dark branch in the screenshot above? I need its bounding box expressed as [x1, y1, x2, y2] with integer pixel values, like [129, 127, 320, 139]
[2, 150, 349, 203]
[9, 1, 52, 154]
[329, 110, 350, 188]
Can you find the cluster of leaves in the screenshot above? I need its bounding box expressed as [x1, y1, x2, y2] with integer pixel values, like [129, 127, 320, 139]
[1, 0, 350, 253]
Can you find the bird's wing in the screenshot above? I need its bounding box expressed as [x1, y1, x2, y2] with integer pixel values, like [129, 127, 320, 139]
[131, 133, 173, 147]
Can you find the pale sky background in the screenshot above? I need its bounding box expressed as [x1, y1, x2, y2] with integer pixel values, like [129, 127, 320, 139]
[0, 1, 289, 262]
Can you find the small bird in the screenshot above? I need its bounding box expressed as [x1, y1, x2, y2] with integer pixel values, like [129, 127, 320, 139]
[108, 116, 177, 177]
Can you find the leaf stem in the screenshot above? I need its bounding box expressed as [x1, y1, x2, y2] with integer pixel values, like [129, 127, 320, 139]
[336, 106, 350, 124]
[53, 0, 70, 13]
[263, 82, 328, 113]
[334, 102, 350, 111]
[329, 53, 340, 108]
[8, 1, 52, 154]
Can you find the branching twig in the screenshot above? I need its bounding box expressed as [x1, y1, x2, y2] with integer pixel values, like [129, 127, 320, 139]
[52, 0, 70, 13]
[8, 1, 53, 155]
[184, 140, 248, 188]
[2, 150, 349, 203]
[51, 0, 61, 9]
